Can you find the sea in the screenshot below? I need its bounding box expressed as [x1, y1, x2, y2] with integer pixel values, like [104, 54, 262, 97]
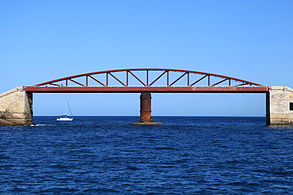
[0, 116, 292, 194]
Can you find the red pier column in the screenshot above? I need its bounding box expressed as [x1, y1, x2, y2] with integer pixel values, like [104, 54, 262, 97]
[132, 92, 162, 125]
[140, 92, 152, 122]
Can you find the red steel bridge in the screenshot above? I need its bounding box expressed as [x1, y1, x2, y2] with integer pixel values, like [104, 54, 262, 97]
[25, 68, 268, 93]
[24, 68, 269, 124]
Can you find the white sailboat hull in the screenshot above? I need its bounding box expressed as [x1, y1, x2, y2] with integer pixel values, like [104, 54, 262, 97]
[57, 117, 73, 121]
[57, 97, 74, 121]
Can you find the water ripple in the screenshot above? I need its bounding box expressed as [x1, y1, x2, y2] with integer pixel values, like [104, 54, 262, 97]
[0, 116, 292, 194]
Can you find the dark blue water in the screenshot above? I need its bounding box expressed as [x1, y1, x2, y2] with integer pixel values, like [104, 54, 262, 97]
[0, 117, 293, 194]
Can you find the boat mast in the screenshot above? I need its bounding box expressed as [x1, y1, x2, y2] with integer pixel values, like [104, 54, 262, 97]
[65, 97, 73, 116]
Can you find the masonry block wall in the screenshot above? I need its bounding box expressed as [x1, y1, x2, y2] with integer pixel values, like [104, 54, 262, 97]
[0, 87, 32, 125]
[267, 86, 293, 125]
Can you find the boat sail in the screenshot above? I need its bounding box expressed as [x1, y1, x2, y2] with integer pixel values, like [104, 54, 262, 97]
[57, 98, 74, 121]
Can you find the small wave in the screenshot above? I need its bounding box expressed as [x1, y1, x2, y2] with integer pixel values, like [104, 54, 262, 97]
[50, 164, 68, 169]
[263, 179, 285, 184]
[0, 164, 13, 168]
[83, 188, 119, 193]
[9, 187, 26, 192]
[154, 147, 178, 150]
[223, 160, 242, 164]
[40, 187, 78, 193]
[228, 181, 259, 187]
[126, 165, 140, 170]
[0, 154, 11, 160]
[158, 165, 175, 168]
[272, 170, 293, 176]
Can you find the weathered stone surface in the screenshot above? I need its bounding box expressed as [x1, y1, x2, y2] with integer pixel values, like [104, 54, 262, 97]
[0, 87, 32, 125]
[267, 86, 293, 125]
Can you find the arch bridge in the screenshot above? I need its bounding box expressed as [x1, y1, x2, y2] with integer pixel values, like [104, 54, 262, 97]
[24, 68, 268, 93]
[0, 68, 292, 126]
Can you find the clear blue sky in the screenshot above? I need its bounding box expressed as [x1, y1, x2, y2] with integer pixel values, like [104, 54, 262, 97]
[1, 0, 292, 116]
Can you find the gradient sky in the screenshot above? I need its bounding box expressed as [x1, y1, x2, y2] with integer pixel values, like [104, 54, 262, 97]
[1, 0, 292, 116]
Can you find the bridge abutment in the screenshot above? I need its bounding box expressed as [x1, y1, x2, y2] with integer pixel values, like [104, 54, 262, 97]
[0, 87, 32, 126]
[267, 86, 293, 125]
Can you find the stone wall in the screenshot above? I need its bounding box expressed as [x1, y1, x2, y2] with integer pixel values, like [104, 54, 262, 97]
[0, 87, 32, 125]
[267, 86, 293, 125]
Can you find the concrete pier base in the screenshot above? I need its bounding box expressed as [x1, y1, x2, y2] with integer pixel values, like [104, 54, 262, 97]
[131, 121, 162, 125]
[0, 87, 32, 126]
[267, 86, 293, 125]
[132, 92, 162, 125]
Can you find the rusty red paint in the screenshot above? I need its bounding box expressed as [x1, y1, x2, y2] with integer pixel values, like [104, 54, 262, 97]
[169, 72, 187, 87]
[24, 86, 269, 93]
[108, 72, 126, 86]
[189, 75, 207, 86]
[129, 71, 146, 86]
[33, 68, 265, 88]
[69, 79, 84, 87]
[140, 92, 152, 122]
[211, 78, 228, 87]
[88, 75, 105, 87]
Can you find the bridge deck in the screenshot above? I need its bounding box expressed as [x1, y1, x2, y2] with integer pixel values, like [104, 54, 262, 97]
[24, 86, 269, 93]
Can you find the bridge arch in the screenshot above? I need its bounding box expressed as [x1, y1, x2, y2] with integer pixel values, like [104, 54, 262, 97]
[32, 68, 265, 89]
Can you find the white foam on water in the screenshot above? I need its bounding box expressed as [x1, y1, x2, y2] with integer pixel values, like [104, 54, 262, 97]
[31, 124, 47, 127]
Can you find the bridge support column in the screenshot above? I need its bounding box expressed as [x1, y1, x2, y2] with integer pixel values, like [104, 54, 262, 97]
[0, 87, 32, 126]
[140, 92, 152, 122]
[132, 92, 162, 125]
[267, 86, 293, 125]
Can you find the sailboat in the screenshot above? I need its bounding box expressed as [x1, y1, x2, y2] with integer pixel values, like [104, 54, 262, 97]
[57, 97, 74, 121]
